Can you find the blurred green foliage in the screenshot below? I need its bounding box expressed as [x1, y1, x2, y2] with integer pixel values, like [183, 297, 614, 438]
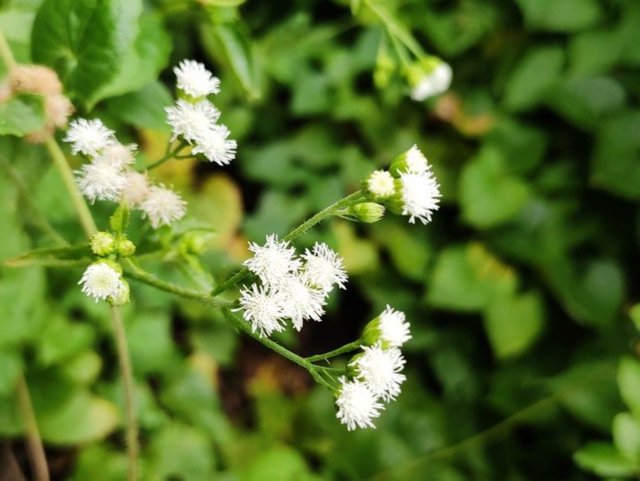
[1, 0, 640, 479]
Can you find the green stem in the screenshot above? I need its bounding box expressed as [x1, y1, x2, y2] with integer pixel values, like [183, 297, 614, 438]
[16, 374, 50, 481]
[365, 0, 425, 59]
[144, 142, 188, 171]
[45, 138, 97, 238]
[110, 307, 139, 481]
[306, 339, 363, 362]
[0, 29, 16, 69]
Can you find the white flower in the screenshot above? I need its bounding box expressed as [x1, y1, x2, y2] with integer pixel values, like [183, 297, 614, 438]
[75, 161, 126, 203]
[278, 275, 326, 331]
[79, 262, 125, 302]
[379, 305, 411, 347]
[165, 100, 221, 142]
[301, 242, 348, 293]
[366, 170, 395, 199]
[238, 284, 287, 337]
[139, 185, 187, 228]
[64, 118, 115, 156]
[397, 171, 440, 224]
[404, 145, 430, 174]
[95, 143, 136, 169]
[335, 377, 382, 431]
[410, 62, 452, 101]
[350, 344, 406, 401]
[191, 124, 237, 166]
[244, 234, 301, 287]
[174, 59, 221, 98]
[121, 171, 150, 207]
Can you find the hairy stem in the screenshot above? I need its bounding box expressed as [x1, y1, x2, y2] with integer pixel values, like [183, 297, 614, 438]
[306, 339, 363, 362]
[144, 141, 188, 171]
[110, 307, 139, 481]
[16, 374, 50, 481]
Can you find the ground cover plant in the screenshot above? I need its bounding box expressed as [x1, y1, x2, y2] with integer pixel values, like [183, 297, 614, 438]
[1, 0, 639, 480]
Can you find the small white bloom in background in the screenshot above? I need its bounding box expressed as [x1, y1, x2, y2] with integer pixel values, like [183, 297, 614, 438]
[397, 170, 441, 224]
[192, 124, 237, 166]
[174, 59, 221, 98]
[278, 275, 326, 331]
[350, 344, 406, 402]
[378, 305, 411, 347]
[79, 262, 125, 302]
[244, 234, 301, 287]
[239, 284, 287, 337]
[121, 171, 150, 207]
[76, 161, 126, 203]
[301, 242, 348, 293]
[165, 100, 221, 142]
[96, 143, 137, 169]
[64, 118, 115, 156]
[410, 62, 452, 101]
[335, 377, 383, 431]
[139, 185, 187, 228]
[366, 170, 395, 200]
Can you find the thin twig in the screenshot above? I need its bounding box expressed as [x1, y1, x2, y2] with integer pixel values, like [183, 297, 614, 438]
[16, 374, 50, 481]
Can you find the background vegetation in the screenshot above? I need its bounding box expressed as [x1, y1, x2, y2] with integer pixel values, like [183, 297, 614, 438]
[1, 0, 640, 479]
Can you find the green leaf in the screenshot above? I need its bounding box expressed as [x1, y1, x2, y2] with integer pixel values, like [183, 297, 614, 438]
[459, 147, 530, 228]
[0, 349, 21, 396]
[484, 291, 544, 359]
[591, 111, 640, 199]
[128, 311, 179, 375]
[574, 442, 638, 477]
[242, 446, 319, 481]
[619, 358, 640, 415]
[37, 314, 95, 366]
[73, 445, 127, 481]
[569, 29, 624, 75]
[0, 94, 46, 136]
[428, 243, 518, 312]
[614, 413, 640, 462]
[5, 243, 90, 268]
[516, 0, 602, 32]
[503, 46, 564, 111]
[200, 21, 261, 100]
[31, 0, 143, 108]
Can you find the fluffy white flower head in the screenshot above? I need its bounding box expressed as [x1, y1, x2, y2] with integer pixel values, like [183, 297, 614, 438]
[404, 145, 430, 174]
[244, 234, 301, 287]
[65, 118, 115, 156]
[166, 100, 221, 142]
[379, 305, 411, 347]
[76, 161, 126, 203]
[121, 171, 150, 207]
[79, 262, 124, 302]
[174, 59, 221, 98]
[367, 170, 395, 199]
[410, 62, 452, 101]
[398, 171, 441, 224]
[302, 242, 348, 293]
[279, 275, 326, 331]
[238, 284, 286, 337]
[140, 185, 187, 228]
[96, 143, 136, 169]
[351, 344, 406, 402]
[335, 377, 382, 431]
[192, 124, 237, 166]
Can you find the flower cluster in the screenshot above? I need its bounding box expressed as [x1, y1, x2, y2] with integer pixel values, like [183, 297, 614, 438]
[79, 261, 129, 306]
[239, 235, 347, 336]
[165, 60, 237, 166]
[336, 306, 411, 430]
[364, 144, 441, 225]
[64, 118, 186, 228]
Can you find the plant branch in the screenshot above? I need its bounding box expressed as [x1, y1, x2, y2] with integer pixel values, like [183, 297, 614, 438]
[16, 374, 50, 481]
[143, 141, 189, 171]
[306, 339, 363, 362]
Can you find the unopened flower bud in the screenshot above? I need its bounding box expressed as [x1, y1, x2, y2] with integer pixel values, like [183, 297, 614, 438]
[90, 232, 116, 256]
[364, 170, 395, 201]
[346, 202, 385, 223]
[108, 280, 130, 307]
[117, 239, 136, 257]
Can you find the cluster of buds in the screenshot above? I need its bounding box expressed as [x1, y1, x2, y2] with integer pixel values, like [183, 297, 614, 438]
[335, 306, 412, 430]
[238, 236, 348, 336]
[364, 145, 441, 225]
[0, 64, 74, 142]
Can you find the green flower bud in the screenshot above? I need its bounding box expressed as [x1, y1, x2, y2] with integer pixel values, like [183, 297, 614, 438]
[117, 239, 136, 257]
[90, 232, 115, 256]
[108, 280, 130, 307]
[346, 202, 385, 223]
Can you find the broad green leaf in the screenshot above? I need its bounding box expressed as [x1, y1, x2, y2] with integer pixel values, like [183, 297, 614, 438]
[373, 221, 432, 281]
[5, 243, 90, 268]
[37, 314, 94, 366]
[486, 119, 547, 174]
[0, 349, 21, 396]
[73, 445, 127, 481]
[128, 311, 179, 375]
[244, 190, 308, 241]
[428, 243, 518, 312]
[31, 0, 143, 108]
[0, 94, 46, 136]
[574, 442, 638, 477]
[459, 147, 530, 228]
[484, 291, 544, 359]
[104, 81, 172, 131]
[614, 412, 640, 462]
[619, 358, 640, 415]
[503, 46, 564, 111]
[292, 68, 331, 115]
[333, 220, 379, 274]
[516, 0, 602, 32]
[242, 446, 320, 481]
[569, 29, 624, 75]
[591, 111, 640, 199]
